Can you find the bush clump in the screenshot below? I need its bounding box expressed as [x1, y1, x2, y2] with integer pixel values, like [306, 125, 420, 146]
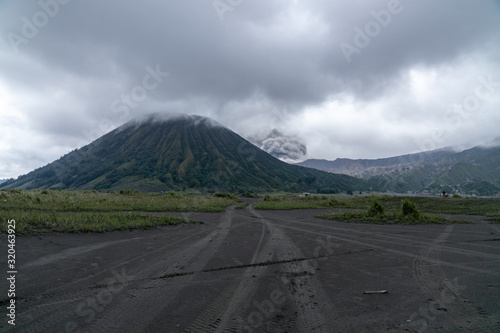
[241, 192, 259, 198]
[119, 189, 133, 195]
[263, 194, 275, 201]
[164, 191, 183, 198]
[329, 198, 347, 207]
[213, 192, 239, 201]
[401, 199, 420, 218]
[367, 200, 385, 216]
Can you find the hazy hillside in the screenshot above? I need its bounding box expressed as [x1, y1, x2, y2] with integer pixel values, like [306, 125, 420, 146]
[297, 145, 500, 196]
[1, 114, 371, 193]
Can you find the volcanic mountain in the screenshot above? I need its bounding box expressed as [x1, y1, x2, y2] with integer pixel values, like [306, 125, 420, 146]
[1, 114, 371, 193]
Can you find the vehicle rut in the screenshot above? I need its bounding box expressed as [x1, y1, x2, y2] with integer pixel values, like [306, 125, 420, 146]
[13, 207, 234, 332]
[412, 225, 497, 332]
[86, 206, 236, 332]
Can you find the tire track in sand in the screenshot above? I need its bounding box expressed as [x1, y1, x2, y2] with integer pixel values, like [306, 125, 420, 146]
[10, 230, 208, 333]
[250, 207, 344, 333]
[185, 204, 344, 332]
[84, 206, 237, 332]
[15, 206, 235, 332]
[183, 205, 277, 332]
[412, 225, 498, 332]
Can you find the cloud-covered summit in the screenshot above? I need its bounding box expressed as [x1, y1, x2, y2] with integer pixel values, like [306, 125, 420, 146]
[125, 113, 224, 129]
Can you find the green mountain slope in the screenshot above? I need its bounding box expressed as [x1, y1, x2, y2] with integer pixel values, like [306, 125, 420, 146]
[1, 114, 371, 193]
[297, 144, 500, 196]
[423, 146, 500, 195]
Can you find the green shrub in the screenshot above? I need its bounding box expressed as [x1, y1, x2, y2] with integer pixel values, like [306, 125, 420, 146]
[402, 199, 420, 218]
[367, 200, 385, 216]
[329, 198, 339, 206]
[241, 192, 259, 198]
[213, 192, 239, 201]
[164, 191, 183, 198]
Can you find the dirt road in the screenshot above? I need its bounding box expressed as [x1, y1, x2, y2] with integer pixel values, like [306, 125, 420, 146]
[1, 201, 499, 332]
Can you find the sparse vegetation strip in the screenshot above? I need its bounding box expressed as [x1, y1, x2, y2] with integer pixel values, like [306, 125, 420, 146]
[0, 190, 237, 234]
[316, 199, 469, 225]
[256, 194, 348, 210]
[256, 194, 500, 216]
[0, 189, 237, 212]
[0, 210, 200, 234]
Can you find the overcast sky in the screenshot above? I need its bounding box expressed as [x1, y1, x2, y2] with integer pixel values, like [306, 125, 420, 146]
[1, 0, 499, 179]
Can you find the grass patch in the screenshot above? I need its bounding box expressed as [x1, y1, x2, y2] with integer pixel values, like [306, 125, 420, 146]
[316, 211, 467, 225]
[316, 198, 469, 225]
[487, 212, 500, 223]
[0, 189, 238, 213]
[256, 195, 348, 210]
[0, 210, 201, 234]
[256, 194, 500, 216]
[235, 203, 248, 210]
[345, 195, 500, 216]
[213, 192, 241, 201]
[241, 192, 259, 198]
[0, 189, 237, 235]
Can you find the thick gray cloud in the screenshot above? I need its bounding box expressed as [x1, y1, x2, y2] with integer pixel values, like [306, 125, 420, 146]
[249, 129, 308, 163]
[0, 0, 499, 178]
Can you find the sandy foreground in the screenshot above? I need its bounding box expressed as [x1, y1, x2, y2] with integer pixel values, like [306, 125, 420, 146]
[1, 199, 499, 332]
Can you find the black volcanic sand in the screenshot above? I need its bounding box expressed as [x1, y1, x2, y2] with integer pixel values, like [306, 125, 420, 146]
[1, 200, 499, 332]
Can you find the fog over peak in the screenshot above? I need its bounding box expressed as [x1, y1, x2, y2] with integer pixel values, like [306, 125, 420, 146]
[0, 0, 499, 178]
[126, 113, 223, 129]
[478, 137, 500, 149]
